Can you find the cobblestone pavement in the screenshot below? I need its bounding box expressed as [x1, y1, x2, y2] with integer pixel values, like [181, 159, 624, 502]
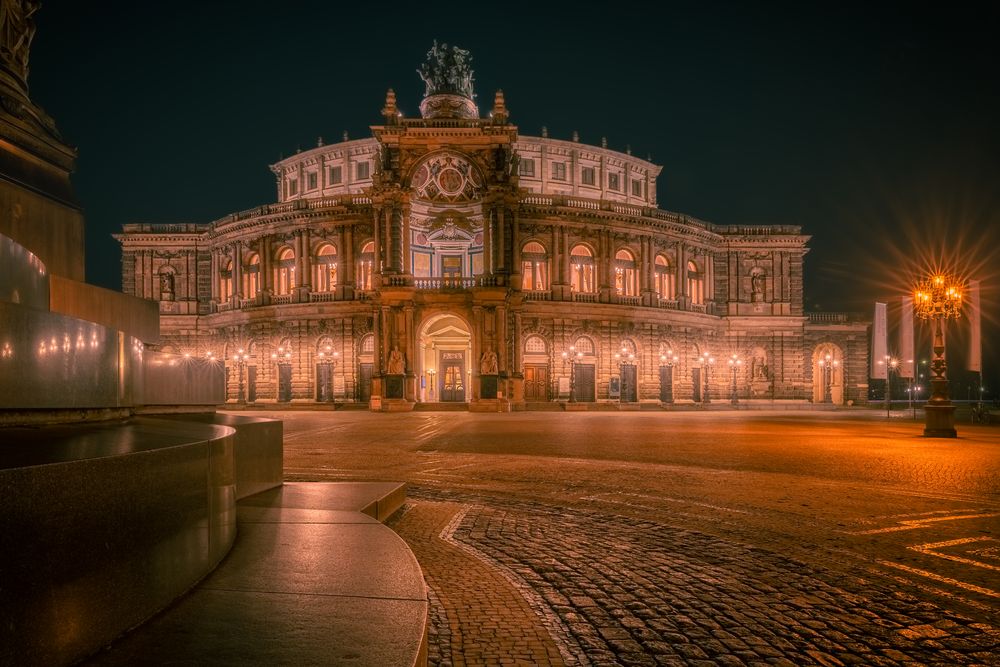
[252, 409, 1000, 665]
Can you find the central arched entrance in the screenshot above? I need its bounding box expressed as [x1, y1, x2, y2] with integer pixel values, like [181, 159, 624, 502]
[418, 313, 472, 402]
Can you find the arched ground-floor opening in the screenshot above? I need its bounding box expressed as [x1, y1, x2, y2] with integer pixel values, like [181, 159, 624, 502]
[417, 312, 472, 403]
[811, 343, 845, 404]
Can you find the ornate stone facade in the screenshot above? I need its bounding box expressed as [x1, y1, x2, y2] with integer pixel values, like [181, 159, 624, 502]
[115, 50, 869, 409]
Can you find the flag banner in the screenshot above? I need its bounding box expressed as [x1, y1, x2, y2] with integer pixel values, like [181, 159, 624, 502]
[871, 302, 887, 379]
[968, 280, 982, 372]
[900, 296, 914, 378]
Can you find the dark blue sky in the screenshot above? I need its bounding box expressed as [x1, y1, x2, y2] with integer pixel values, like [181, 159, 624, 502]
[27, 2, 1000, 382]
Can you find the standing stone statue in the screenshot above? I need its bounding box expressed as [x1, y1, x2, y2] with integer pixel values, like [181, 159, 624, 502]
[0, 0, 40, 83]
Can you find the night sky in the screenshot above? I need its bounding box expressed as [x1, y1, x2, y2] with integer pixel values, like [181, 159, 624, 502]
[27, 2, 1000, 389]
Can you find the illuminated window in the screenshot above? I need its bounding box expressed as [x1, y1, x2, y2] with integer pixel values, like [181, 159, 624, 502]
[551, 162, 567, 181]
[581, 167, 595, 186]
[313, 244, 337, 292]
[356, 161, 370, 180]
[518, 159, 535, 177]
[687, 260, 705, 305]
[570, 244, 595, 293]
[357, 241, 375, 290]
[608, 172, 620, 191]
[275, 247, 296, 295]
[573, 336, 595, 356]
[329, 166, 342, 184]
[524, 336, 547, 354]
[654, 254, 675, 300]
[614, 249, 637, 297]
[220, 259, 233, 301]
[520, 241, 548, 291]
[244, 253, 260, 298]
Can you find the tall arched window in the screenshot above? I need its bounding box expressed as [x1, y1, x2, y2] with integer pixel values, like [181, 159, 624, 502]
[521, 241, 548, 291]
[654, 254, 675, 300]
[357, 241, 374, 290]
[313, 244, 338, 292]
[687, 260, 705, 305]
[570, 244, 595, 293]
[244, 253, 260, 298]
[614, 249, 637, 297]
[573, 336, 595, 356]
[220, 259, 233, 301]
[275, 247, 296, 295]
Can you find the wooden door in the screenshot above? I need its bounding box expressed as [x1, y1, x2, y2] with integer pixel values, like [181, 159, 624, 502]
[278, 363, 293, 402]
[247, 365, 257, 402]
[524, 364, 549, 401]
[621, 365, 637, 403]
[441, 360, 465, 402]
[358, 363, 373, 402]
[574, 364, 595, 402]
[658, 365, 672, 402]
[316, 363, 333, 401]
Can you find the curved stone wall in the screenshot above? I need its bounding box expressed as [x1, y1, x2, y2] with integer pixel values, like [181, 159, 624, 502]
[0, 418, 238, 666]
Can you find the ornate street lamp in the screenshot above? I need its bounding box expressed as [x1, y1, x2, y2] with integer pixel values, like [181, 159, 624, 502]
[727, 353, 742, 405]
[561, 345, 583, 403]
[701, 351, 715, 404]
[817, 353, 839, 404]
[659, 351, 679, 404]
[878, 355, 899, 418]
[914, 274, 963, 437]
[235, 348, 250, 403]
[427, 368, 436, 398]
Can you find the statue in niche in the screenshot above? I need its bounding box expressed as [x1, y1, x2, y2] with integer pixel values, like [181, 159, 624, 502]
[752, 352, 769, 380]
[480, 348, 498, 375]
[159, 272, 175, 301]
[751, 269, 766, 302]
[387, 346, 405, 375]
[416, 40, 476, 100]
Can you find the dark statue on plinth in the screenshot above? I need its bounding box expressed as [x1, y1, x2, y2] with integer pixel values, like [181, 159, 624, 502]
[417, 41, 478, 120]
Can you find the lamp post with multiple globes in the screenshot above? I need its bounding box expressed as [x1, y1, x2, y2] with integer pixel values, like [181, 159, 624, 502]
[700, 351, 715, 404]
[561, 345, 583, 403]
[914, 274, 963, 437]
[727, 353, 742, 405]
[817, 353, 839, 403]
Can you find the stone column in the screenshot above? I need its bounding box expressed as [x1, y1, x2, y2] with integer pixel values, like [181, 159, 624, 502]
[372, 206, 382, 284]
[472, 306, 483, 400]
[390, 206, 403, 273]
[232, 242, 243, 305]
[510, 208, 522, 290]
[210, 250, 219, 302]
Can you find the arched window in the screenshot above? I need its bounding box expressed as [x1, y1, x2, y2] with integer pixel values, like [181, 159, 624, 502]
[275, 247, 296, 295]
[313, 244, 338, 292]
[521, 241, 548, 291]
[570, 245, 595, 293]
[614, 249, 637, 297]
[357, 241, 375, 290]
[573, 336, 595, 356]
[524, 335, 547, 354]
[687, 260, 705, 305]
[654, 254, 675, 300]
[220, 259, 233, 302]
[360, 333, 375, 355]
[244, 253, 260, 298]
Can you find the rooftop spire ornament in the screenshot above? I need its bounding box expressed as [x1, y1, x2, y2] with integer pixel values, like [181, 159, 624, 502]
[914, 273, 964, 437]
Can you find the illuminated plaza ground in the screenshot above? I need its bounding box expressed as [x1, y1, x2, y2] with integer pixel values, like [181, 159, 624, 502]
[256, 409, 999, 666]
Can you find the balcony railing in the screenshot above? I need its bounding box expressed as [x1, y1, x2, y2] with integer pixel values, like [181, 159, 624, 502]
[573, 292, 598, 303]
[617, 295, 641, 306]
[309, 291, 337, 302]
[523, 290, 551, 301]
[413, 277, 476, 290]
[657, 298, 679, 309]
[271, 294, 293, 305]
[807, 312, 855, 324]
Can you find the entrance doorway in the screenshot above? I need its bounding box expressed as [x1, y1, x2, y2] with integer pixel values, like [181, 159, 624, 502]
[247, 365, 257, 402]
[574, 364, 595, 402]
[358, 363, 373, 402]
[658, 365, 672, 402]
[277, 363, 292, 402]
[692, 367, 702, 402]
[524, 364, 548, 401]
[418, 313, 472, 403]
[620, 365, 637, 402]
[316, 363, 333, 401]
[441, 352, 466, 402]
